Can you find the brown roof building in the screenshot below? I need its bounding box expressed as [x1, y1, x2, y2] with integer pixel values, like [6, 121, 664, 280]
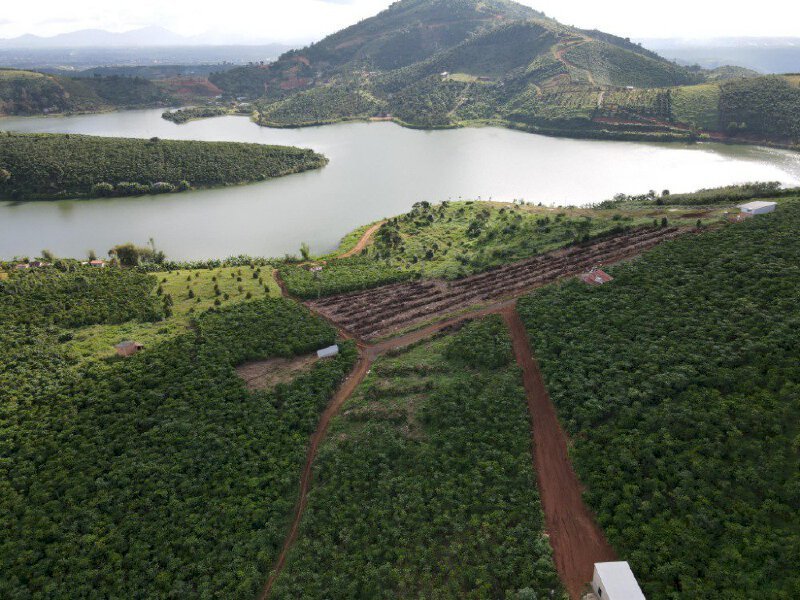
[580, 268, 614, 286]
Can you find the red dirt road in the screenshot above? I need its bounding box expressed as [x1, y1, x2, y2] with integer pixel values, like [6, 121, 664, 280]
[258, 353, 374, 600]
[338, 221, 385, 259]
[503, 308, 616, 599]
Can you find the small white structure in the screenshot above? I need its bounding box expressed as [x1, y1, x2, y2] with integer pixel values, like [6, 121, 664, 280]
[739, 201, 777, 216]
[592, 562, 646, 600]
[317, 345, 340, 359]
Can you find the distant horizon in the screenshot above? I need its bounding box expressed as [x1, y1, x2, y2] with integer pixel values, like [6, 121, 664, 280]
[3, 0, 800, 47]
[0, 25, 800, 49]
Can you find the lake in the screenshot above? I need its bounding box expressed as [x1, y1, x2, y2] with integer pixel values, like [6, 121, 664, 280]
[2, 109, 799, 261]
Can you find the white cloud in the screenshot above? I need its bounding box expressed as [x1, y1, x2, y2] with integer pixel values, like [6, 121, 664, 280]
[1, 0, 798, 42]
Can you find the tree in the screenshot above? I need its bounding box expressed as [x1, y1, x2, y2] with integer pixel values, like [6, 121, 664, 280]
[88, 249, 98, 261]
[109, 243, 142, 267]
[300, 242, 311, 261]
[40, 249, 55, 262]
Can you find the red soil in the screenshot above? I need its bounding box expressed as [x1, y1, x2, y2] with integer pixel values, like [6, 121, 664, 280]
[503, 308, 616, 599]
[338, 221, 385, 259]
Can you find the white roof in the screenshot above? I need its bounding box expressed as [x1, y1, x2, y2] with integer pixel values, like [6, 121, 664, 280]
[317, 344, 340, 358]
[739, 201, 777, 210]
[595, 562, 646, 600]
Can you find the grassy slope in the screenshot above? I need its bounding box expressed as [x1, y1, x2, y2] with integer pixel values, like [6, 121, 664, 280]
[279, 200, 718, 298]
[64, 265, 282, 360]
[271, 317, 562, 599]
[0, 132, 327, 200]
[517, 200, 800, 597]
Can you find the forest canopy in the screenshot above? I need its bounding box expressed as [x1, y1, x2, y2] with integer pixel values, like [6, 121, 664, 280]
[0, 132, 327, 200]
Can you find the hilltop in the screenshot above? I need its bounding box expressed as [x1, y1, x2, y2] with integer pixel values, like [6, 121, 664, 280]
[206, 0, 799, 148]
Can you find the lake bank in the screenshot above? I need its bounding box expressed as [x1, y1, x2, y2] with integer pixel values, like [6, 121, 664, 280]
[2, 109, 799, 261]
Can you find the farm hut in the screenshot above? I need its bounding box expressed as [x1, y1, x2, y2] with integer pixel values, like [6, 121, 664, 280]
[592, 562, 646, 600]
[90, 260, 107, 268]
[739, 201, 777, 216]
[580, 268, 614, 286]
[14, 263, 30, 270]
[317, 345, 340, 359]
[115, 341, 144, 357]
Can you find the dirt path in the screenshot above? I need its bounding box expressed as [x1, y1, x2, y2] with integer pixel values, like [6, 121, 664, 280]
[502, 308, 616, 600]
[338, 221, 384, 259]
[262, 227, 683, 597]
[258, 352, 374, 600]
[553, 38, 595, 86]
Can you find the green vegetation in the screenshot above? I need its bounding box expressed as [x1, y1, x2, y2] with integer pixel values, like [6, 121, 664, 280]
[203, 0, 800, 146]
[0, 265, 358, 596]
[63, 265, 282, 360]
[598, 182, 799, 208]
[719, 75, 800, 140]
[0, 132, 327, 200]
[279, 255, 417, 299]
[280, 200, 706, 298]
[0, 267, 164, 328]
[518, 200, 800, 597]
[0, 69, 173, 115]
[564, 41, 697, 88]
[670, 84, 721, 130]
[271, 317, 561, 599]
[161, 105, 231, 124]
[258, 86, 386, 126]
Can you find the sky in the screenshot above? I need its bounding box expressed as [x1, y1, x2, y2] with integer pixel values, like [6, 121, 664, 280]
[1, 0, 799, 43]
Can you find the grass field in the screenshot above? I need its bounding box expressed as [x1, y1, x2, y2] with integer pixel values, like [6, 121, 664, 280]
[63, 265, 281, 360]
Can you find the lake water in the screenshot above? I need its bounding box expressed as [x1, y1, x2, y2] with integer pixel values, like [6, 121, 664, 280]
[2, 109, 799, 261]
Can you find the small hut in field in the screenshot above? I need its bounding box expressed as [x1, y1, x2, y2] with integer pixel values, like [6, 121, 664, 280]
[115, 341, 144, 357]
[580, 268, 613, 286]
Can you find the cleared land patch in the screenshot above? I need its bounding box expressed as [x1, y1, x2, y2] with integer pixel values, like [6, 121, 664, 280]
[308, 225, 686, 339]
[237, 353, 321, 391]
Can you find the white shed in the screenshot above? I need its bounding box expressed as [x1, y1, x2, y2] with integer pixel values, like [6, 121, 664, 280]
[739, 201, 777, 215]
[592, 562, 646, 600]
[317, 345, 340, 359]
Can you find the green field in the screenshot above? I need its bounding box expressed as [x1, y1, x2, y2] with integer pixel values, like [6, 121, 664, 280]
[63, 265, 282, 360]
[0, 132, 327, 200]
[270, 317, 561, 599]
[518, 200, 800, 597]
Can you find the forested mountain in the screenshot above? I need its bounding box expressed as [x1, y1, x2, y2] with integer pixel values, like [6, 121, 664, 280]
[208, 0, 798, 147]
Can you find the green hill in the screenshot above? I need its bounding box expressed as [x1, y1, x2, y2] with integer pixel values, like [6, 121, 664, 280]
[207, 0, 797, 147]
[0, 69, 174, 116]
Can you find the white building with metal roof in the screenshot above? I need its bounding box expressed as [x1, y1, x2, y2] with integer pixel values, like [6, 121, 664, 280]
[592, 562, 646, 600]
[739, 201, 777, 215]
